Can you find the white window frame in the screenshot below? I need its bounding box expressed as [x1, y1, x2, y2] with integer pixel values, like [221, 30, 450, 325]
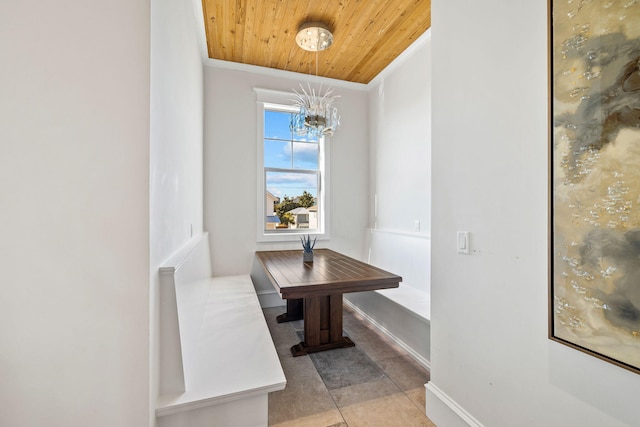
[255, 88, 331, 243]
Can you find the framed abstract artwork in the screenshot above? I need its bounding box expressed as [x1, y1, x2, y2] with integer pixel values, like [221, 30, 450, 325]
[549, 0, 640, 374]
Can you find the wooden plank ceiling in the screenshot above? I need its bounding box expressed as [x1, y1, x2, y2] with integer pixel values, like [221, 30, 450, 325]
[201, 0, 431, 84]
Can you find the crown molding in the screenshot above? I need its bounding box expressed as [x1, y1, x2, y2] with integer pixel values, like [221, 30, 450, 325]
[203, 57, 370, 91]
[367, 29, 431, 87]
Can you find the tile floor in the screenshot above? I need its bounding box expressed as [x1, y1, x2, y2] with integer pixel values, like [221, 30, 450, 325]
[263, 305, 436, 427]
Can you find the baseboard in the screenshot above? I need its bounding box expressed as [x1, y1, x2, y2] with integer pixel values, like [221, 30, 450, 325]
[425, 383, 485, 427]
[344, 299, 430, 371]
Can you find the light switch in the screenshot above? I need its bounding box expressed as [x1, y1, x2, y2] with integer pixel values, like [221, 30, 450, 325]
[457, 231, 470, 254]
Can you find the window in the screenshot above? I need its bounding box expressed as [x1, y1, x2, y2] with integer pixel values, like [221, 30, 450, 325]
[256, 89, 330, 242]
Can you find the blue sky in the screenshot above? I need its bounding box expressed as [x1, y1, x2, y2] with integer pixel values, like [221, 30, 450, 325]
[266, 171, 317, 199]
[264, 110, 319, 199]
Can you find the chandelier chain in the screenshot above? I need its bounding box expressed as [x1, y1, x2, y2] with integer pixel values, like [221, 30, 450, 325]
[290, 22, 340, 138]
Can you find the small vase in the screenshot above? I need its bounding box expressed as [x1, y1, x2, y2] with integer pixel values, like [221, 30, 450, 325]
[303, 251, 313, 263]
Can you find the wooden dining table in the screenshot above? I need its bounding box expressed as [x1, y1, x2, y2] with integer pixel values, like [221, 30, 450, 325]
[255, 248, 401, 357]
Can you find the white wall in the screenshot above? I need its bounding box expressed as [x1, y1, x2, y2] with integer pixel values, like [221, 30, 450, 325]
[0, 1, 150, 426]
[368, 33, 432, 234]
[150, 0, 204, 421]
[203, 66, 370, 283]
[427, 1, 640, 426]
[343, 32, 433, 368]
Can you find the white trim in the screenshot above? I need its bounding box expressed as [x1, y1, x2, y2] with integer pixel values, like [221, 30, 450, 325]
[190, 0, 209, 61]
[159, 232, 209, 276]
[368, 227, 431, 240]
[158, 387, 262, 417]
[255, 97, 331, 243]
[425, 383, 485, 427]
[344, 299, 430, 371]
[207, 58, 369, 91]
[368, 29, 432, 87]
[254, 87, 296, 105]
[156, 384, 279, 417]
[263, 103, 298, 114]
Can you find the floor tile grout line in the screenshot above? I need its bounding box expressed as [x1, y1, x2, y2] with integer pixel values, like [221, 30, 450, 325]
[284, 319, 350, 427]
[320, 322, 423, 425]
[343, 324, 427, 415]
[265, 306, 433, 426]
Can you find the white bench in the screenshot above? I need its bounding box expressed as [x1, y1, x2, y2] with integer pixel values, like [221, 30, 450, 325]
[345, 228, 431, 369]
[156, 232, 286, 427]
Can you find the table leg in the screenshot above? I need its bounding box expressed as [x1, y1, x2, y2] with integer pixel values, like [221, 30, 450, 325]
[276, 298, 303, 323]
[290, 293, 354, 357]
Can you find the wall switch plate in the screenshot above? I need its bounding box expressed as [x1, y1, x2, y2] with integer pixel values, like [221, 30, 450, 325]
[457, 231, 470, 254]
[414, 220, 421, 232]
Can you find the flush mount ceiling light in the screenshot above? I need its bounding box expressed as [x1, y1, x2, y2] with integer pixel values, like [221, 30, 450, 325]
[295, 22, 334, 52]
[290, 21, 340, 138]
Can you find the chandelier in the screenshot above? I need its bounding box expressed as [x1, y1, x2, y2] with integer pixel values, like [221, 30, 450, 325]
[290, 22, 340, 138]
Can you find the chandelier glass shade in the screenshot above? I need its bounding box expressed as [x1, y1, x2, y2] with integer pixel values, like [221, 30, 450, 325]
[290, 84, 340, 137]
[289, 22, 340, 138]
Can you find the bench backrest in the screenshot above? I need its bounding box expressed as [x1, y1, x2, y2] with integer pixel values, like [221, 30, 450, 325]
[159, 233, 212, 395]
[367, 229, 430, 294]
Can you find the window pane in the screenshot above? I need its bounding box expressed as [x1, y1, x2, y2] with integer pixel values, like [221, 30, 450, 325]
[264, 139, 291, 168]
[266, 171, 318, 200]
[261, 104, 326, 238]
[264, 110, 292, 140]
[293, 129, 319, 142]
[266, 170, 319, 231]
[292, 141, 319, 170]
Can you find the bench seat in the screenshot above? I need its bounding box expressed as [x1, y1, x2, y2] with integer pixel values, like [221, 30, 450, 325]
[344, 228, 431, 370]
[157, 275, 285, 418]
[156, 233, 285, 427]
[376, 284, 430, 322]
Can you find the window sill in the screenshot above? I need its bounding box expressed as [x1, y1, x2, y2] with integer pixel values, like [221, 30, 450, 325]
[257, 230, 329, 243]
